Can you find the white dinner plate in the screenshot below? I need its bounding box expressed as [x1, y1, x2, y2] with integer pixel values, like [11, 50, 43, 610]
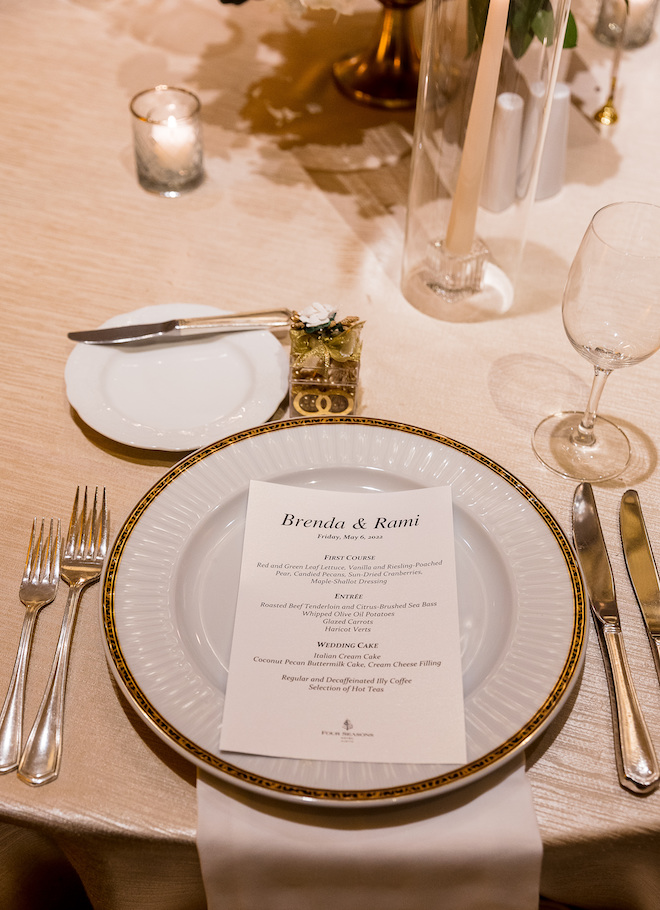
[65, 304, 288, 451]
[102, 417, 586, 806]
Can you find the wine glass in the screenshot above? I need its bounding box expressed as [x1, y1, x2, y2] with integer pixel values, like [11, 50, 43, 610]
[533, 201, 660, 482]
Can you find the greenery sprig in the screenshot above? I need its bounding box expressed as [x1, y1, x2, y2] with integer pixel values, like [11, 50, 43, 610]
[468, 0, 578, 59]
[291, 306, 361, 340]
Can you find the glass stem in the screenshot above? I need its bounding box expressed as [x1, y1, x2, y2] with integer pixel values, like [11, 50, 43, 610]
[575, 366, 612, 446]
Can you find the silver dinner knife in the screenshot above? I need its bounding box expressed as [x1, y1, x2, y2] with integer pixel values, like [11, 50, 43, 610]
[68, 309, 292, 344]
[620, 489, 660, 683]
[573, 482, 659, 793]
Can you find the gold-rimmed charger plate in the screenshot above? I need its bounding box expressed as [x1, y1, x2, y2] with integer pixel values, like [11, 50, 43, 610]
[102, 417, 586, 806]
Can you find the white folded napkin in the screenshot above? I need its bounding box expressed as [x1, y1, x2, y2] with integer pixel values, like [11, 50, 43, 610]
[197, 756, 542, 910]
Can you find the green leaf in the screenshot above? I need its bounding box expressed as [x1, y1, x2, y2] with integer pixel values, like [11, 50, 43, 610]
[509, 26, 533, 57]
[468, 0, 578, 59]
[532, 8, 554, 43]
[510, 0, 545, 36]
[563, 11, 578, 48]
[467, 0, 491, 53]
[508, 0, 545, 58]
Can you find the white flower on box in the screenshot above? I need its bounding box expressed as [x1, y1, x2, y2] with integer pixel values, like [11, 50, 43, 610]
[298, 302, 335, 328]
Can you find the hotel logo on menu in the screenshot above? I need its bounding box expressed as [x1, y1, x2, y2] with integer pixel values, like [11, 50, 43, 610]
[320, 719, 375, 742]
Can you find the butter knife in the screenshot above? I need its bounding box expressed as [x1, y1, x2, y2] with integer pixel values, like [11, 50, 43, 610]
[573, 482, 659, 793]
[68, 308, 292, 344]
[620, 489, 660, 683]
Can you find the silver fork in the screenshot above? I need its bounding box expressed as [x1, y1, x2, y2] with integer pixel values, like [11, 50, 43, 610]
[0, 519, 61, 773]
[18, 487, 108, 786]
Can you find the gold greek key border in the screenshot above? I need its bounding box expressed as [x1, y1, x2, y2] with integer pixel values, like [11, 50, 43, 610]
[102, 416, 586, 803]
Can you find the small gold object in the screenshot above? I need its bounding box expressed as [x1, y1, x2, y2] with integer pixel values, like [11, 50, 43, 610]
[292, 390, 355, 417]
[288, 307, 364, 419]
[594, 17, 624, 126]
[594, 85, 618, 125]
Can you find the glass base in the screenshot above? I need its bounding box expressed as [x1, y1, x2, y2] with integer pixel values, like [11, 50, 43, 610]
[426, 238, 488, 295]
[401, 261, 514, 323]
[532, 411, 631, 482]
[136, 169, 204, 197]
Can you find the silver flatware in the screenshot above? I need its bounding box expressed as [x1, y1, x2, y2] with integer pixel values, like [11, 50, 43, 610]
[573, 481, 659, 793]
[620, 489, 660, 683]
[0, 519, 61, 773]
[18, 488, 108, 786]
[68, 309, 292, 344]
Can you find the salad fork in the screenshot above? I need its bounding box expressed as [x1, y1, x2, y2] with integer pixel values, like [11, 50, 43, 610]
[0, 519, 61, 773]
[18, 487, 108, 786]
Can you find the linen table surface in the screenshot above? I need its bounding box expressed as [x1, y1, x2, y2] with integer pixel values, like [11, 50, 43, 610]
[1, 0, 660, 908]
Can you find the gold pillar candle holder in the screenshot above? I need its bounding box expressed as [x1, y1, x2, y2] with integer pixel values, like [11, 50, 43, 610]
[288, 307, 364, 418]
[332, 0, 423, 109]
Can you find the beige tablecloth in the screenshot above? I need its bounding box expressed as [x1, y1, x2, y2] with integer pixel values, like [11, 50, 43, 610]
[2, 0, 660, 907]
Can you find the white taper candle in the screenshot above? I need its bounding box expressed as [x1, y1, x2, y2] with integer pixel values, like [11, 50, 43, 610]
[445, 0, 510, 255]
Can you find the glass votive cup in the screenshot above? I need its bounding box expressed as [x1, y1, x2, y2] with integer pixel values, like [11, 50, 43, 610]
[130, 86, 204, 197]
[595, 0, 660, 47]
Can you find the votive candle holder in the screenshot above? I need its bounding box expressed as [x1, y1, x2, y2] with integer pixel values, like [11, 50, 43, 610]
[130, 86, 204, 197]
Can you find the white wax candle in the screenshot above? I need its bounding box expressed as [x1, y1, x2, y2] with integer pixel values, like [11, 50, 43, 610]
[445, 0, 510, 255]
[151, 115, 197, 169]
[481, 92, 524, 213]
[517, 82, 545, 199]
[535, 82, 570, 200]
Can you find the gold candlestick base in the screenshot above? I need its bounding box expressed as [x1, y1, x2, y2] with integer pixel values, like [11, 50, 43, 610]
[594, 94, 618, 125]
[332, 0, 422, 109]
[594, 19, 623, 126]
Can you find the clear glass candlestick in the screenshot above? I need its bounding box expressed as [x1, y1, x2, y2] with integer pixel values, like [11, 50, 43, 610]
[130, 86, 204, 197]
[533, 202, 660, 482]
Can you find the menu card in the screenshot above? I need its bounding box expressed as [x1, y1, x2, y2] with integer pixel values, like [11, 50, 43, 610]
[219, 481, 466, 765]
